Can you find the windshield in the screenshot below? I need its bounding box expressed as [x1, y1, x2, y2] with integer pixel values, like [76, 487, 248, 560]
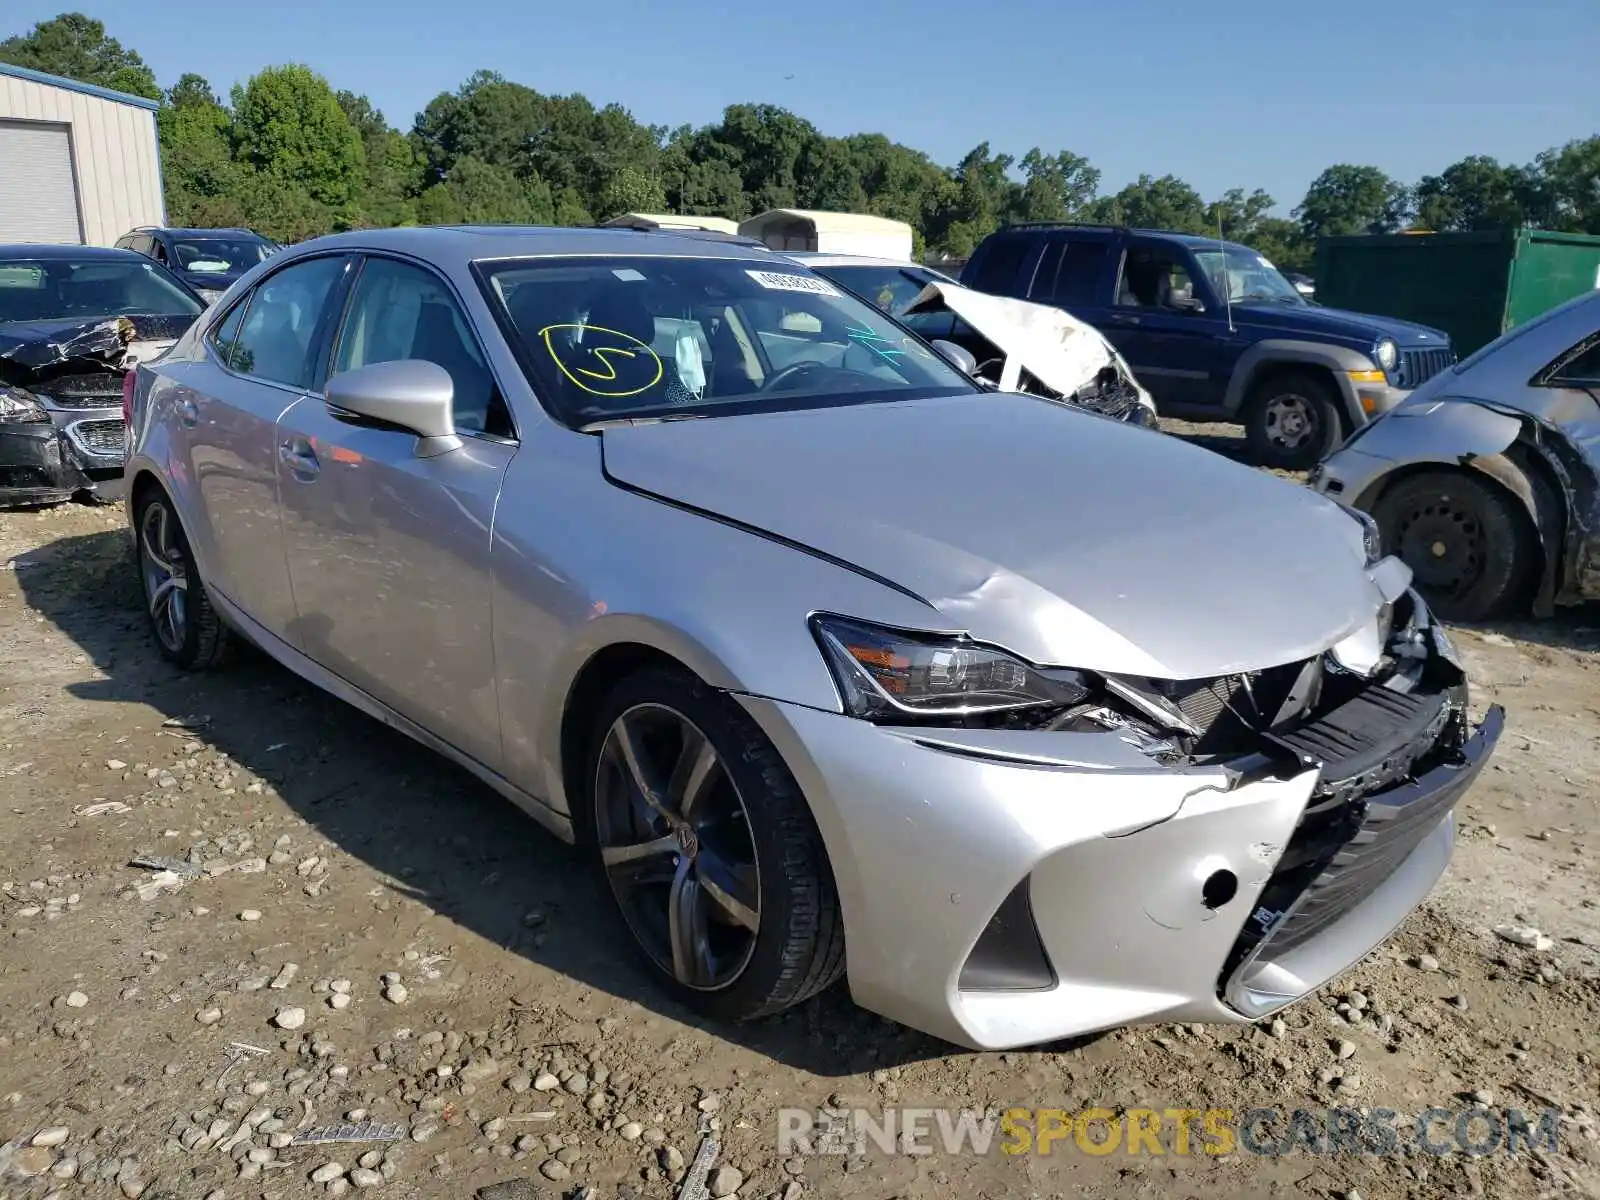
[172, 237, 273, 273]
[0, 258, 203, 325]
[1192, 247, 1304, 305]
[482, 256, 976, 425]
[810, 264, 949, 315]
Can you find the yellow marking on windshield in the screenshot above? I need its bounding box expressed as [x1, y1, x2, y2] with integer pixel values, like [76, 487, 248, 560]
[538, 323, 664, 397]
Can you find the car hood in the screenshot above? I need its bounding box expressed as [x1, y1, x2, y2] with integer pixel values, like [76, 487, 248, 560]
[600, 393, 1385, 678]
[1234, 301, 1450, 347]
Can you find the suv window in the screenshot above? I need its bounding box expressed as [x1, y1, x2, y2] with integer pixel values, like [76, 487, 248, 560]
[1039, 239, 1113, 308]
[967, 236, 1031, 295]
[332, 256, 510, 436]
[1116, 242, 1199, 310]
[228, 256, 347, 389]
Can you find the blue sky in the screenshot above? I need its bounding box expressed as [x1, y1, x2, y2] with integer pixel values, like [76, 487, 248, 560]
[10, 0, 1598, 211]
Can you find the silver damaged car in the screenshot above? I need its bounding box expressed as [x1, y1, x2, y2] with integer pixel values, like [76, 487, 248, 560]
[124, 227, 1503, 1050]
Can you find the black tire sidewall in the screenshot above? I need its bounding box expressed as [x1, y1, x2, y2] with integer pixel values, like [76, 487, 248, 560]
[578, 666, 839, 1022]
[1245, 372, 1343, 470]
[1373, 471, 1533, 622]
[133, 489, 213, 669]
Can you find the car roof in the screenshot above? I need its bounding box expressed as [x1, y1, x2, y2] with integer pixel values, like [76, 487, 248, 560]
[294, 225, 786, 266]
[991, 225, 1254, 255]
[150, 227, 264, 238]
[0, 243, 148, 261]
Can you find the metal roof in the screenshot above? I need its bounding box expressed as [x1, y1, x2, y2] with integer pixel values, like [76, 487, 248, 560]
[0, 62, 160, 111]
[602, 213, 741, 235]
[740, 209, 912, 236]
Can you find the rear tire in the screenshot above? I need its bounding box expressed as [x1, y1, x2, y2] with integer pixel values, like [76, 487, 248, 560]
[133, 486, 233, 671]
[1372, 470, 1535, 621]
[579, 665, 845, 1022]
[1244, 370, 1344, 471]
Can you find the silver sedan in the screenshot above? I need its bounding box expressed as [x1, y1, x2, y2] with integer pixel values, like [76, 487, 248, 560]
[124, 227, 1502, 1050]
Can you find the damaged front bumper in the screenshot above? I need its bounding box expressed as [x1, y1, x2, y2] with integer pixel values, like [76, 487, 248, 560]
[0, 397, 126, 507]
[737, 594, 1501, 1050]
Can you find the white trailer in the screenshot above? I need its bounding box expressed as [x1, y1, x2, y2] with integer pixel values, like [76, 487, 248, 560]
[740, 209, 912, 261]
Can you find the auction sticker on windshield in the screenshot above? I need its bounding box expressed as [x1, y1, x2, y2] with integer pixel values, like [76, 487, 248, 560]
[747, 270, 841, 297]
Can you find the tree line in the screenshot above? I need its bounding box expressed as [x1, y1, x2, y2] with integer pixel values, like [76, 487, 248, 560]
[5, 13, 1599, 271]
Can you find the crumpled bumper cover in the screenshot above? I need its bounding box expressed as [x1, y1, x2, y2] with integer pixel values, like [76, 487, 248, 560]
[738, 682, 1501, 1050]
[0, 420, 88, 507]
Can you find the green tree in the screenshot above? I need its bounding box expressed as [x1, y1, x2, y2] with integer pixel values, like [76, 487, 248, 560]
[925, 143, 1017, 256]
[0, 12, 159, 100]
[1412, 156, 1529, 231]
[1295, 164, 1410, 238]
[1531, 136, 1600, 234]
[1247, 216, 1314, 275]
[232, 66, 366, 217]
[415, 156, 552, 225]
[157, 73, 243, 226]
[796, 136, 869, 212]
[338, 91, 421, 227]
[1086, 174, 1208, 232]
[1011, 149, 1100, 223]
[1205, 187, 1276, 242]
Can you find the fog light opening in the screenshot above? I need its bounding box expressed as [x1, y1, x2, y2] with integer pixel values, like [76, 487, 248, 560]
[1201, 869, 1239, 910]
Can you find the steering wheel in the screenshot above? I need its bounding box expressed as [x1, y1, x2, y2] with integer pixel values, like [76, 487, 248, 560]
[761, 360, 879, 393]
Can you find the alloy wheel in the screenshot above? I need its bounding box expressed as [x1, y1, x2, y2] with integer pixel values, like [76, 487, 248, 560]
[1262, 392, 1317, 451]
[593, 703, 760, 991]
[139, 498, 189, 653]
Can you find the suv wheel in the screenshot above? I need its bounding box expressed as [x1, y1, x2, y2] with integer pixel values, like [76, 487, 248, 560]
[580, 666, 845, 1022]
[1372, 470, 1535, 621]
[1244, 371, 1344, 471]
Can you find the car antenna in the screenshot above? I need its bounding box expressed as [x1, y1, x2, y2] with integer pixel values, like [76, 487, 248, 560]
[1217, 213, 1236, 335]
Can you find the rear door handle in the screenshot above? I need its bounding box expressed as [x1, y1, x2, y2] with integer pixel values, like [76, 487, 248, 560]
[278, 436, 320, 479]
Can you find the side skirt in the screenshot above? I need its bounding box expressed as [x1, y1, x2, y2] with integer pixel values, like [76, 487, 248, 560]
[206, 587, 575, 844]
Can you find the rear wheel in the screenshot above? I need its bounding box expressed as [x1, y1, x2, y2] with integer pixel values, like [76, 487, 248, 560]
[581, 666, 845, 1021]
[1372, 470, 1536, 621]
[134, 486, 233, 670]
[1244, 370, 1344, 471]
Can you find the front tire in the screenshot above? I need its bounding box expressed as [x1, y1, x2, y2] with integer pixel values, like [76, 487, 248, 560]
[1244, 370, 1344, 471]
[1372, 471, 1536, 621]
[580, 666, 845, 1021]
[133, 486, 233, 670]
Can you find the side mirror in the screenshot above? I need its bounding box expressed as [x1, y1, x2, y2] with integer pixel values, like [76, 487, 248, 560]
[325, 359, 460, 458]
[930, 339, 978, 376]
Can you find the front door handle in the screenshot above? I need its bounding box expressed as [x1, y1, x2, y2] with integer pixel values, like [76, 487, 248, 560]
[278, 436, 320, 479]
[1107, 313, 1142, 326]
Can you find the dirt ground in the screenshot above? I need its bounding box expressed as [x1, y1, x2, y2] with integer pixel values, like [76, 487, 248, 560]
[2, 423, 1598, 1200]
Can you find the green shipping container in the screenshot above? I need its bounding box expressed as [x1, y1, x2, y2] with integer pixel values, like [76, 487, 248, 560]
[1315, 229, 1600, 356]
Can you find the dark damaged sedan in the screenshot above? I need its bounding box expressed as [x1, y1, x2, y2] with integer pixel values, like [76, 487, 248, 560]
[1, 245, 204, 507]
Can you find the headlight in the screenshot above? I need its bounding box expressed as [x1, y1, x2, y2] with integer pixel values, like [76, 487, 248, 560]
[1339, 502, 1383, 566]
[1374, 338, 1398, 373]
[812, 615, 1088, 720]
[0, 386, 49, 424]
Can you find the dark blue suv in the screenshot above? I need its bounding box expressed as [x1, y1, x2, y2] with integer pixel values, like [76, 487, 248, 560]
[960, 223, 1455, 468]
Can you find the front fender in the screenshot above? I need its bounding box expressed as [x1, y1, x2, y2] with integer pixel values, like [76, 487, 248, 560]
[1224, 338, 1379, 425]
[1314, 399, 1525, 511]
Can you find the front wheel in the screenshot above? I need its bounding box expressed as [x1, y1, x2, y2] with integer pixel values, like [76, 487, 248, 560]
[1372, 471, 1536, 621]
[582, 667, 845, 1021]
[1243, 371, 1344, 471]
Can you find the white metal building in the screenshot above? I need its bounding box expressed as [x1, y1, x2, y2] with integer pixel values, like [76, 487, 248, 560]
[739, 209, 913, 261]
[0, 62, 165, 246]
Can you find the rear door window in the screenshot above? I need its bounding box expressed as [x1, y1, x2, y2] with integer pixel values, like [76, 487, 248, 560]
[1045, 239, 1114, 308]
[966, 236, 1031, 296]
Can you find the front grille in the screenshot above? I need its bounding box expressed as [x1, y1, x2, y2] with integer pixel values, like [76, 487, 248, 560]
[72, 418, 126, 457]
[1221, 682, 1468, 979]
[1157, 659, 1318, 756]
[1393, 346, 1454, 391]
[37, 372, 125, 409]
